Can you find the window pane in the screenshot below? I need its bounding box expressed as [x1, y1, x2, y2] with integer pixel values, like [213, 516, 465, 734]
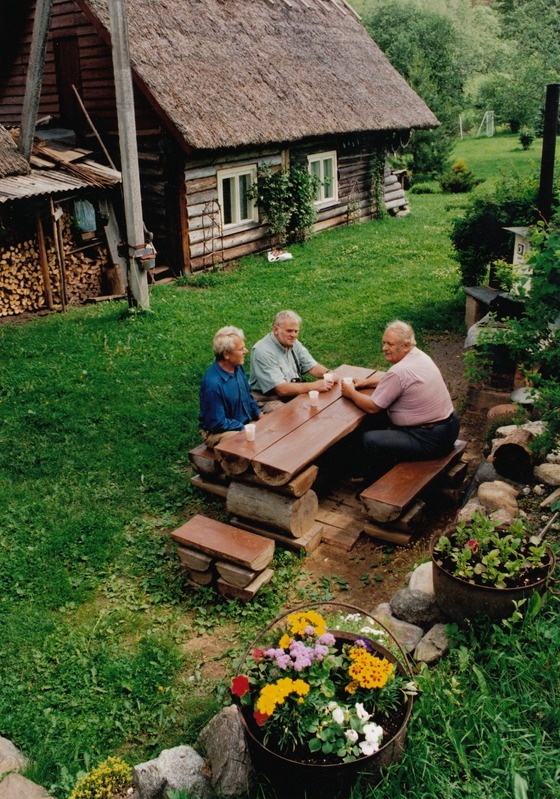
[310, 161, 321, 201]
[222, 177, 234, 225]
[239, 174, 250, 221]
[323, 158, 334, 199]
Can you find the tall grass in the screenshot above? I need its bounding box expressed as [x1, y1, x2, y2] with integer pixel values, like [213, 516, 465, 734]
[1, 134, 559, 798]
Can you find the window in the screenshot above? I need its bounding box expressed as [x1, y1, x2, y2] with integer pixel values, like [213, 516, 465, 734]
[218, 165, 258, 229]
[308, 151, 338, 206]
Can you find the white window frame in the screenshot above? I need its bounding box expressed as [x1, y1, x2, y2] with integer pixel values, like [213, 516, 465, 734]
[217, 164, 258, 230]
[307, 150, 338, 207]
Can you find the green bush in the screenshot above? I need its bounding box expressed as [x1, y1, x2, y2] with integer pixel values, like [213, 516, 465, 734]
[450, 171, 542, 286]
[518, 128, 535, 150]
[69, 757, 132, 799]
[439, 160, 482, 193]
[409, 181, 442, 194]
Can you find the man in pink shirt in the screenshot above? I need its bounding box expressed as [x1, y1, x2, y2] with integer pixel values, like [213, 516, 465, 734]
[341, 320, 459, 475]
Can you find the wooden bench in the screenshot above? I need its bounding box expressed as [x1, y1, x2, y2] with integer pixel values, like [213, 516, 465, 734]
[188, 444, 221, 476]
[360, 440, 468, 524]
[171, 514, 275, 601]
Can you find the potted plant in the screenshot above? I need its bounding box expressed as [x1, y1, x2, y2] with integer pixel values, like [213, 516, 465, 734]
[231, 603, 416, 799]
[430, 511, 556, 622]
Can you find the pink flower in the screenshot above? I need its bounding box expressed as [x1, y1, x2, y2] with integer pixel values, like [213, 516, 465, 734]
[466, 539, 479, 554]
[231, 675, 250, 698]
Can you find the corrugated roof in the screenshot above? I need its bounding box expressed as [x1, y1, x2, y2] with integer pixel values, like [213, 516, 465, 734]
[0, 162, 121, 203]
[79, 0, 439, 152]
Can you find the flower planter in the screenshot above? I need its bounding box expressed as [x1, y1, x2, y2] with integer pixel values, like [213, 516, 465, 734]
[233, 603, 414, 799]
[430, 531, 556, 623]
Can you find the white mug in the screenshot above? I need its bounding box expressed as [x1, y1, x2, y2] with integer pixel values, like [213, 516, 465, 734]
[343, 377, 354, 386]
[244, 423, 256, 441]
[309, 390, 319, 407]
[324, 372, 334, 388]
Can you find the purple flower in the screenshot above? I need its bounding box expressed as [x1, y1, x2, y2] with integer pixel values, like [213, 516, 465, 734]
[318, 633, 336, 646]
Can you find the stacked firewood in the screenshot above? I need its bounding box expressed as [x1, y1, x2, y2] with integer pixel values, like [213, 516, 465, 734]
[0, 215, 108, 317]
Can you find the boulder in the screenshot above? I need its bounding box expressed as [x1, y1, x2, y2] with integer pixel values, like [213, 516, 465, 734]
[134, 746, 211, 799]
[0, 738, 28, 776]
[407, 562, 434, 595]
[478, 480, 519, 517]
[372, 603, 424, 653]
[0, 775, 53, 799]
[389, 588, 442, 627]
[414, 624, 449, 666]
[197, 706, 253, 798]
[534, 463, 560, 487]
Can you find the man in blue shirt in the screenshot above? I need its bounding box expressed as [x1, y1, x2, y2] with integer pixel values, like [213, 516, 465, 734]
[199, 326, 263, 448]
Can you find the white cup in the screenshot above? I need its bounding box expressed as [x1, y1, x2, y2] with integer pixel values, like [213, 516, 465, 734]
[309, 390, 319, 407]
[323, 372, 334, 389]
[244, 423, 256, 441]
[343, 377, 354, 387]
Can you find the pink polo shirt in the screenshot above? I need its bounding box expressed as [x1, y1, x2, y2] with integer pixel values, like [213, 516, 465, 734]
[371, 347, 454, 427]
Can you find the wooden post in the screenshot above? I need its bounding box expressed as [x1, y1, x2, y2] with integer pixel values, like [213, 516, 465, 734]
[19, 0, 52, 161]
[35, 210, 53, 310]
[50, 199, 67, 310]
[226, 482, 318, 538]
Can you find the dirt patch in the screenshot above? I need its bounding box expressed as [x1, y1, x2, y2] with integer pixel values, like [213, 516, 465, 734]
[298, 331, 488, 609]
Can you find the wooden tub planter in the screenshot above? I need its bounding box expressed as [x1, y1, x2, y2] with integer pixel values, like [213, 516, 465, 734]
[429, 529, 556, 623]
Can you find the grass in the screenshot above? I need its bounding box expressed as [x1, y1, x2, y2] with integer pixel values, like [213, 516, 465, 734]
[1, 133, 559, 798]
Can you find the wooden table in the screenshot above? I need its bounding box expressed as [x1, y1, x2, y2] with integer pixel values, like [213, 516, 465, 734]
[215, 364, 376, 486]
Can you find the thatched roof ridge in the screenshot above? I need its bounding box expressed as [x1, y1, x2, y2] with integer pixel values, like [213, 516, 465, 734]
[0, 126, 30, 178]
[79, 0, 438, 152]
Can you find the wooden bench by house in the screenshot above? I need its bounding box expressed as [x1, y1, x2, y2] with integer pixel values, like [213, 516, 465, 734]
[360, 440, 468, 525]
[171, 514, 275, 601]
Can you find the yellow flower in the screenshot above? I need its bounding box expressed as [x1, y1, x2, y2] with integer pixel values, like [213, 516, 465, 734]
[279, 633, 292, 649]
[286, 610, 327, 637]
[256, 677, 310, 716]
[347, 647, 394, 689]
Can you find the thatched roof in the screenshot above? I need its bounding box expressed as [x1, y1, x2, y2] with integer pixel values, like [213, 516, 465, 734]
[0, 126, 30, 178]
[79, 0, 438, 152]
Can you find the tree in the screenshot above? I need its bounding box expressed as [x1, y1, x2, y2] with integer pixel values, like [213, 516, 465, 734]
[364, 2, 465, 176]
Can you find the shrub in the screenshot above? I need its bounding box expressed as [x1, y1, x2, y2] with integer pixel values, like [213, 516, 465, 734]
[439, 160, 482, 193]
[450, 171, 542, 286]
[519, 128, 535, 150]
[409, 181, 442, 194]
[69, 757, 132, 799]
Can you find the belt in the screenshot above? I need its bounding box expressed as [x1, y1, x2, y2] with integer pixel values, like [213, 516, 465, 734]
[417, 412, 455, 429]
[398, 412, 455, 430]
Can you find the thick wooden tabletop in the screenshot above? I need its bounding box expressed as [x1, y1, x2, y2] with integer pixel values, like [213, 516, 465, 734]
[215, 364, 376, 485]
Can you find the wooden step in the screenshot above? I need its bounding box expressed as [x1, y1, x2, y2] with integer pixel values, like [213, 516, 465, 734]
[360, 440, 467, 523]
[170, 514, 274, 571]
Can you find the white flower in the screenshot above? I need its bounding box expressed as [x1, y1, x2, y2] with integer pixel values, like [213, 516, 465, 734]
[355, 703, 370, 722]
[345, 729, 359, 743]
[363, 722, 384, 748]
[359, 739, 379, 756]
[332, 707, 345, 725]
[327, 701, 338, 711]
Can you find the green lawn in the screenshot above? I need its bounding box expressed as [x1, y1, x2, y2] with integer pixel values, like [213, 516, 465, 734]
[1, 134, 559, 799]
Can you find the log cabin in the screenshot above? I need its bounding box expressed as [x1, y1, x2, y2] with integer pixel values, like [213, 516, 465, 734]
[0, 0, 438, 277]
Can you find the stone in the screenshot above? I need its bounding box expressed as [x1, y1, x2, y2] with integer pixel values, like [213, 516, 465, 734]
[0, 775, 53, 799]
[456, 497, 485, 523]
[390, 588, 442, 627]
[372, 604, 424, 653]
[534, 463, 560, 487]
[197, 705, 253, 798]
[414, 624, 449, 666]
[0, 738, 28, 776]
[478, 480, 519, 517]
[407, 561, 434, 595]
[487, 406, 518, 425]
[134, 746, 211, 799]
[488, 508, 515, 526]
